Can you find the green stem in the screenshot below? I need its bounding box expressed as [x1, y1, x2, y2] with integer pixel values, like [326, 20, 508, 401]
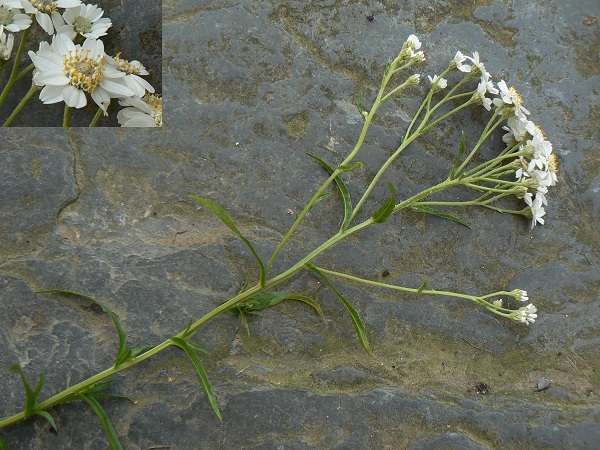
[2, 82, 37, 127]
[0, 26, 31, 110]
[89, 107, 103, 127]
[265, 64, 394, 274]
[63, 105, 72, 127]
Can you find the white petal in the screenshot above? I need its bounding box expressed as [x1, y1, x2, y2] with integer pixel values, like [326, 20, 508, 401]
[39, 84, 66, 104]
[91, 86, 110, 112]
[36, 11, 54, 34]
[62, 84, 87, 108]
[99, 78, 134, 97]
[35, 70, 70, 86]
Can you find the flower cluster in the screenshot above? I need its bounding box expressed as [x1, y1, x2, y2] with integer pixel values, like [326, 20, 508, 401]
[0, 0, 160, 126]
[422, 47, 557, 230]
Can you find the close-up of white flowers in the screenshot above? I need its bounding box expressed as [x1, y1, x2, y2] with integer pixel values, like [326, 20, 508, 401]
[0, 0, 161, 126]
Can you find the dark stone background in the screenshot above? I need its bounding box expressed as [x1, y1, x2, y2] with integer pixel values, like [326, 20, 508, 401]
[0, 0, 161, 127]
[1, 0, 599, 448]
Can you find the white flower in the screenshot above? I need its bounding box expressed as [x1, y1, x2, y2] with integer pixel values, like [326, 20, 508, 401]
[28, 33, 134, 112]
[20, 0, 82, 35]
[407, 73, 420, 85]
[0, 1, 32, 32]
[493, 79, 530, 120]
[519, 303, 537, 325]
[480, 70, 498, 95]
[476, 80, 492, 111]
[411, 50, 425, 63]
[0, 25, 13, 59]
[405, 34, 421, 50]
[529, 195, 545, 228]
[117, 93, 162, 127]
[511, 289, 529, 302]
[466, 51, 485, 75]
[451, 51, 470, 72]
[427, 74, 447, 91]
[103, 53, 154, 97]
[58, 3, 111, 39]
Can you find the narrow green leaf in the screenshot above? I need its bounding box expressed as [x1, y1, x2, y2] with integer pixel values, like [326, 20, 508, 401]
[185, 341, 210, 355]
[182, 318, 194, 338]
[10, 364, 40, 416]
[88, 393, 134, 403]
[77, 394, 123, 450]
[372, 180, 396, 224]
[449, 130, 466, 180]
[240, 313, 251, 336]
[417, 276, 427, 293]
[130, 345, 154, 358]
[338, 162, 364, 172]
[0, 436, 7, 450]
[170, 337, 222, 421]
[306, 153, 353, 231]
[310, 191, 331, 210]
[33, 411, 57, 431]
[36, 290, 131, 368]
[83, 380, 116, 394]
[189, 195, 266, 287]
[284, 294, 326, 321]
[410, 205, 472, 229]
[305, 264, 373, 356]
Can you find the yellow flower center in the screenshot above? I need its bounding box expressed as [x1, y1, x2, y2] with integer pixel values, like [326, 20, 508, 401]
[508, 86, 524, 106]
[143, 93, 162, 126]
[72, 15, 92, 34]
[63, 49, 105, 93]
[113, 52, 143, 75]
[30, 0, 56, 14]
[548, 153, 559, 173]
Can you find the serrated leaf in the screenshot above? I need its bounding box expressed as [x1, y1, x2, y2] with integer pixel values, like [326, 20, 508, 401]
[170, 337, 222, 421]
[36, 290, 131, 368]
[10, 364, 42, 416]
[306, 153, 353, 231]
[189, 195, 266, 287]
[33, 411, 57, 431]
[410, 205, 472, 229]
[417, 276, 427, 293]
[77, 394, 123, 450]
[449, 130, 466, 180]
[372, 180, 396, 224]
[305, 264, 373, 356]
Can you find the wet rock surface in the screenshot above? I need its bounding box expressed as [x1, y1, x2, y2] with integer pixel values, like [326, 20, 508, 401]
[1, 0, 599, 448]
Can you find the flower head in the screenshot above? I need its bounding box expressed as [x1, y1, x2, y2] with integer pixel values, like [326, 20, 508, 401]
[466, 51, 485, 76]
[451, 51, 471, 72]
[427, 74, 447, 92]
[58, 3, 111, 40]
[28, 33, 133, 112]
[104, 52, 154, 97]
[518, 303, 538, 325]
[0, 1, 32, 32]
[117, 93, 162, 127]
[20, 0, 82, 35]
[493, 79, 530, 120]
[0, 25, 14, 60]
